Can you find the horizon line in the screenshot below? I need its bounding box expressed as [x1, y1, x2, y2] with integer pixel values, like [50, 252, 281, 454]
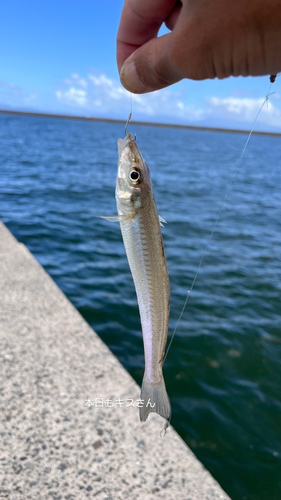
[0, 108, 280, 138]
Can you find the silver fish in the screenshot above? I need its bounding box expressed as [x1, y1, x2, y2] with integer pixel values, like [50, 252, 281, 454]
[101, 133, 171, 422]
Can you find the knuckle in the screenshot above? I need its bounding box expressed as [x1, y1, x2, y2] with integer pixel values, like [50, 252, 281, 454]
[170, 19, 216, 80]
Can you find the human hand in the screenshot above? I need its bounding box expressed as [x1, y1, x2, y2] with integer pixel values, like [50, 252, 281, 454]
[117, 0, 281, 93]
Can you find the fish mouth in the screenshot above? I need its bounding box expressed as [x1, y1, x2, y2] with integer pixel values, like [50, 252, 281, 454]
[118, 133, 133, 153]
[124, 132, 134, 143]
[118, 133, 140, 163]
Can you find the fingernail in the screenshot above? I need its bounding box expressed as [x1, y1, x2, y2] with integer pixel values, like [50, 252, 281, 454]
[120, 61, 146, 94]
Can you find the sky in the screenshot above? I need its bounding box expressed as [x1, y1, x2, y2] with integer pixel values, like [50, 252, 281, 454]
[0, 0, 280, 132]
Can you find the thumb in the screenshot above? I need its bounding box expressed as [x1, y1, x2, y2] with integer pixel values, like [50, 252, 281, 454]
[119, 33, 183, 94]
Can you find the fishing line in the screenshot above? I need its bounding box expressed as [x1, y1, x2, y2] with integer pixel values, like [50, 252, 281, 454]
[163, 75, 278, 365]
[125, 93, 133, 135]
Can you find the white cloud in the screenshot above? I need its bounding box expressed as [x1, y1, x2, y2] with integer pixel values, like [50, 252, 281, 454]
[55, 72, 281, 131]
[56, 87, 87, 107]
[89, 74, 114, 88]
[0, 81, 21, 95]
[206, 96, 281, 128]
[1, 71, 280, 132]
[24, 92, 38, 104]
[70, 73, 87, 88]
[55, 72, 205, 123]
[0, 80, 38, 108]
[208, 96, 264, 118]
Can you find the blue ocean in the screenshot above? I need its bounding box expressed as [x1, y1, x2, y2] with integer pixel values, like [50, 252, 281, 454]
[1, 113, 281, 500]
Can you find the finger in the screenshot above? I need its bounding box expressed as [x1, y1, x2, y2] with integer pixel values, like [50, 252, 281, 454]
[119, 0, 221, 93]
[119, 31, 184, 93]
[165, 1, 182, 31]
[117, 0, 178, 72]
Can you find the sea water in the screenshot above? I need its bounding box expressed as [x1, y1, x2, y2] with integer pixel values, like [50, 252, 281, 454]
[1, 114, 281, 500]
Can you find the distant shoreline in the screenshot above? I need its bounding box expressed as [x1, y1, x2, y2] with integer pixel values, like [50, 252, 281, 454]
[1, 108, 280, 138]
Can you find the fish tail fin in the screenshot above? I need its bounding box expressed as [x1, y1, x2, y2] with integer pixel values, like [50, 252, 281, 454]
[139, 376, 171, 422]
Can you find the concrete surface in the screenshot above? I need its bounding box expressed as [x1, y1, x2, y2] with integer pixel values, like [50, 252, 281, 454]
[0, 221, 231, 500]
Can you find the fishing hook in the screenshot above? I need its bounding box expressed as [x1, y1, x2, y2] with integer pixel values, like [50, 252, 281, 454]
[125, 112, 132, 136]
[125, 93, 133, 136]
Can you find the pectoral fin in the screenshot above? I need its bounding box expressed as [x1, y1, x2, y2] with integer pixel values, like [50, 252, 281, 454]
[159, 215, 167, 227]
[98, 214, 132, 223]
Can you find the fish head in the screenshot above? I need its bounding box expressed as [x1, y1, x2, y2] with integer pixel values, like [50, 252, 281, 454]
[116, 133, 152, 215]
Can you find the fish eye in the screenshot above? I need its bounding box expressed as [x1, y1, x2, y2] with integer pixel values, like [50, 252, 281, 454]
[130, 168, 141, 184]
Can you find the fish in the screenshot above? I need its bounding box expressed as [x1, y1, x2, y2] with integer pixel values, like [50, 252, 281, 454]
[101, 133, 171, 422]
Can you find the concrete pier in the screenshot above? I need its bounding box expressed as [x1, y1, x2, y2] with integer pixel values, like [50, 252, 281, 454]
[0, 221, 231, 500]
